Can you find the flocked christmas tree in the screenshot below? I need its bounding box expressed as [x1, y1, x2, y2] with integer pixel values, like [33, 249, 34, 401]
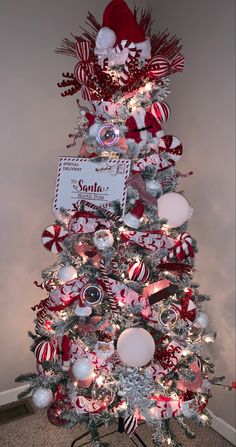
[16, 1, 232, 445]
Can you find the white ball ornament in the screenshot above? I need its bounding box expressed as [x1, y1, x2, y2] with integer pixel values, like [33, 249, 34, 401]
[157, 192, 193, 228]
[72, 359, 94, 380]
[32, 387, 53, 408]
[117, 328, 155, 367]
[58, 265, 77, 283]
[194, 312, 209, 329]
[145, 180, 162, 196]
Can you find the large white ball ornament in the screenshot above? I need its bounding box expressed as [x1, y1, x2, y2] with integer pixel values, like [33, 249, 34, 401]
[117, 328, 155, 367]
[72, 359, 94, 380]
[32, 387, 53, 408]
[157, 192, 193, 228]
[58, 265, 77, 283]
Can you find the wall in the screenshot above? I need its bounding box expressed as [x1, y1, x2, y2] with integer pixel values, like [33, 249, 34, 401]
[0, 0, 235, 428]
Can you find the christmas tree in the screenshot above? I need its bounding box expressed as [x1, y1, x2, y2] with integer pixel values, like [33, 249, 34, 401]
[16, 1, 230, 445]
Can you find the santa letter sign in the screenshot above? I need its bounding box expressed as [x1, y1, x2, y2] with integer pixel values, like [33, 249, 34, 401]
[53, 157, 131, 213]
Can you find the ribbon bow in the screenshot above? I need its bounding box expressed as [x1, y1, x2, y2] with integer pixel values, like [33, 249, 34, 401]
[74, 41, 94, 101]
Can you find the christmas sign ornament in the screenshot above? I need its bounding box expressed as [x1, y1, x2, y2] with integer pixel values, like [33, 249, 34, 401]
[81, 283, 104, 306]
[96, 124, 120, 147]
[53, 157, 131, 214]
[127, 260, 149, 283]
[157, 192, 193, 228]
[117, 328, 155, 367]
[41, 225, 68, 254]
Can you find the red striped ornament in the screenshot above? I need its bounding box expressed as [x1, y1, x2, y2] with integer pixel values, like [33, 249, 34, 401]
[41, 225, 68, 254]
[35, 340, 56, 364]
[115, 40, 137, 86]
[127, 260, 149, 283]
[151, 101, 171, 124]
[147, 55, 169, 78]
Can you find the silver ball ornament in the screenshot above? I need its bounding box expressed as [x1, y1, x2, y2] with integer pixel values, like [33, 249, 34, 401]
[32, 387, 53, 408]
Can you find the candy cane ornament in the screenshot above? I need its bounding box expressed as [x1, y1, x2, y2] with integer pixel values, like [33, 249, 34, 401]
[74, 199, 122, 223]
[115, 40, 137, 86]
[162, 233, 194, 263]
[99, 260, 119, 314]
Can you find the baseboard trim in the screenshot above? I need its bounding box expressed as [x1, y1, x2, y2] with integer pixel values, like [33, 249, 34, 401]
[0, 385, 28, 406]
[209, 410, 236, 445]
[0, 387, 235, 444]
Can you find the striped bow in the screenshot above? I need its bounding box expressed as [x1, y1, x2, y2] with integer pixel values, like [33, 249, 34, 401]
[74, 41, 94, 101]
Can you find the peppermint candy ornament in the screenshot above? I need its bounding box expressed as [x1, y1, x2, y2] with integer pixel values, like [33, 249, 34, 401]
[35, 340, 56, 364]
[158, 135, 183, 163]
[127, 260, 149, 283]
[41, 225, 68, 254]
[151, 101, 171, 124]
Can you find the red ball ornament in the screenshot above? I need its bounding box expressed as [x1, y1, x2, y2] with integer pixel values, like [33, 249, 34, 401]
[127, 260, 149, 282]
[35, 340, 56, 364]
[151, 101, 171, 124]
[47, 400, 72, 427]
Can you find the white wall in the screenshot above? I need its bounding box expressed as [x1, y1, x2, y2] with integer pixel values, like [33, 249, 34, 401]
[0, 0, 235, 428]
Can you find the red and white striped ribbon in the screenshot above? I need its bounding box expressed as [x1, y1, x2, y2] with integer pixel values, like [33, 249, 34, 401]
[100, 260, 118, 314]
[115, 40, 137, 86]
[74, 199, 122, 223]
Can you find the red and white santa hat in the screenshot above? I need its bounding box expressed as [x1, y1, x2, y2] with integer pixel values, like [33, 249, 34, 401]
[123, 199, 144, 229]
[95, 0, 151, 61]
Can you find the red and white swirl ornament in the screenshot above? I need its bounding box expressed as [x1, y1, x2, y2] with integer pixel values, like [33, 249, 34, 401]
[35, 340, 56, 364]
[127, 260, 149, 283]
[151, 101, 171, 124]
[158, 135, 183, 163]
[162, 233, 194, 262]
[74, 41, 94, 101]
[41, 225, 68, 254]
[115, 40, 137, 86]
[147, 53, 184, 79]
[47, 277, 89, 312]
[173, 292, 197, 326]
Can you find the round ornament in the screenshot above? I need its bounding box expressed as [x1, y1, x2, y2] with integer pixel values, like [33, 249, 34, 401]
[194, 312, 208, 329]
[58, 265, 77, 283]
[157, 192, 193, 228]
[93, 229, 114, 250]
[72, 358, 94, 380]
[47, 400, 71, 427]
[158, 306, 179, 328]
[127, 260, 149, 283]
[41, 225, 68, 254]
[81, 283, 104, 306]
[158, 135, 183, 163]
[145, 179, 162, 196]
[151, 101, 171, 124]
[35, 340, 56, 364]
[32, 387, 53, 408]
[117, 328, 155, 367]
[96, 124, 120, 147]
[91, 382, 115, 407]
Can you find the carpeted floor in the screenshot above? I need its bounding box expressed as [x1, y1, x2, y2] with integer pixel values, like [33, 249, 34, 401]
[0, 406, 234, 447]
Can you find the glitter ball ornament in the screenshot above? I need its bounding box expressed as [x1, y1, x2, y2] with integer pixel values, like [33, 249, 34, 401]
[58, 265, 77, 283]
[47, 400, 71, 427]
[72, 358, 94, 380]
[194, 312, 209, 329]
[145, 179, 162, 196]
[93, 229, 114, 250]
[32, 387, 53, 408]
[96, 124, 120, 147]
[117, 328, 155, 367]
[159, 306, 179, 328]
[91, 381, 115, 407]
[81, 283, 104, 306]
[127, 260, 149, 282]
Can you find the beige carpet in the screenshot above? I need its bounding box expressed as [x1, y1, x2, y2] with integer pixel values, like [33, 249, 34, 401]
[0, 407, 233, 447]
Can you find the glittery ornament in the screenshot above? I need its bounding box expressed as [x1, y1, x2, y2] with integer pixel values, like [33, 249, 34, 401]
[81, 283, 104, 306]
[47, 400, 72, 427]
[96, 124, 119, 147]
[158, 306, 179, 328]
[72, 358, 94, 380]
[32, 387, 53, 408]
